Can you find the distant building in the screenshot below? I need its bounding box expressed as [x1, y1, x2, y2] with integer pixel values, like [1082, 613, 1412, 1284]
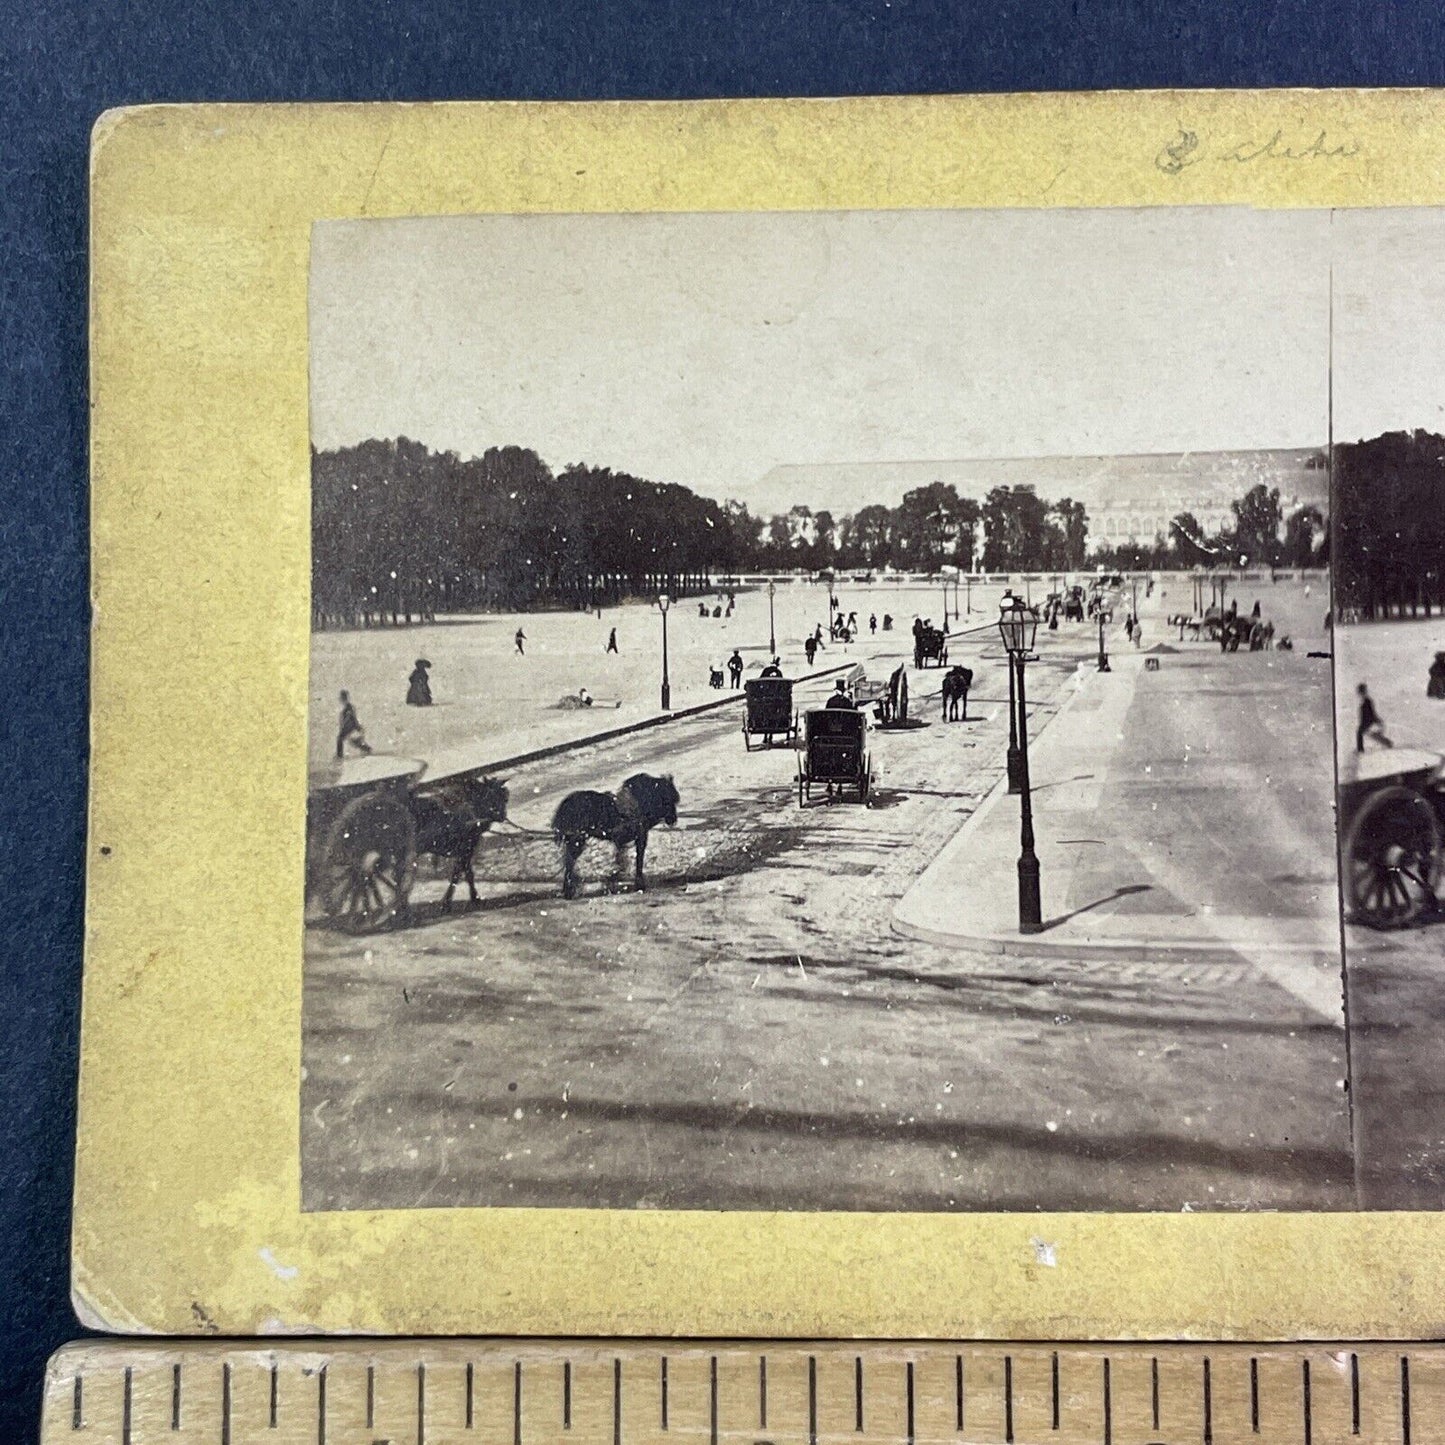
[751, 448, 1329, 555]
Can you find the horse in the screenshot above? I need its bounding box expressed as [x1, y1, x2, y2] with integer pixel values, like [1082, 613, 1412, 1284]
[408, 775, 510, 911]
[941, 664, 974, 720]
[552, 773, 680, 899]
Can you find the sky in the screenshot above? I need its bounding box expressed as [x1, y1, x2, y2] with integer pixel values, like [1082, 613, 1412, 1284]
[310, 207, 1445, 511]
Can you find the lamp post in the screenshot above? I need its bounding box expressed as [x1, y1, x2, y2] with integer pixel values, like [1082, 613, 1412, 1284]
[766, 580, 777, 656]
[999, 595, 1043, 934]
[1097, 605, 1112, 673]
[1006, 643, 1023, 793]
[942, 575, 950, 628]
[965, 574, 973, 615]
[658, 593, 672, 710]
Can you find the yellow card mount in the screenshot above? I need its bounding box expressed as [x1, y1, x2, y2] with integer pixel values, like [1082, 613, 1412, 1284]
[43, 1339, 1430, 1445]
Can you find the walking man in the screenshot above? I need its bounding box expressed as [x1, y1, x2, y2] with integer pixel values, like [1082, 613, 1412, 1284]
[727, 649, 744, 689]
[869, 613, 878, 634]
[336, 690, 372, 759]
[1356, 683, 1394, 752]
[606, 627, 618, 654]
[804, 635, 818, 667]
[515, 627, 526, 656]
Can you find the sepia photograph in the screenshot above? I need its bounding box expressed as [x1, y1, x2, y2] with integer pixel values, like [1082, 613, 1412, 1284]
[299, 205, 1435, 1215]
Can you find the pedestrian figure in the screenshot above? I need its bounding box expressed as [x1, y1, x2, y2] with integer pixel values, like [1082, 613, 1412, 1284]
[813, 623, 825, 646]
[846, 610, 857, 631]
[1133, 621, 1143, 649]
[804, 635, 818, 667]
[869, 613, 877, 634]
[825, 679, 856, 710]
[606, 627, 618, 654]
[336, 690, 372, 759]
[1124, 615, 1134, 644]
[713, 605, 723, 618]
[698, 602, 708, 617]
[515, 628, 526, 655]
[578, 687, 593, 708]
[1428, 651, 1445, 700]
[406, 658, 433, 706]
[882, 613, 893, 632]
[727, 649, 744, 689]
[1356, 684, 1394, 752]
[708, 665, 724, 689]
[1251, 600, 1262, 619]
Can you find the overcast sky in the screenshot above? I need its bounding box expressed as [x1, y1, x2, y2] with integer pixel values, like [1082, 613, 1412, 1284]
[310, 207, 1445, 508]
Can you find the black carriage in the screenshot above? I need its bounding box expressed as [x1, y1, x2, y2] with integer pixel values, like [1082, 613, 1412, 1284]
[742, 676, 798, 751]
[1339, 748, 1445, 929]
[796, 708, 871, 805]
[306, 747, 508, 934]
[913, 625, 948, 668]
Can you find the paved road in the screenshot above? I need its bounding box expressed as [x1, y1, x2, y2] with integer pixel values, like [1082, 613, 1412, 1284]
[303, 610, 1355, 1214]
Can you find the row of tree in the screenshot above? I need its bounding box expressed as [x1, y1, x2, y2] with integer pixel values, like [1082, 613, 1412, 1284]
[1334, 430, 1445, 619]
[311, 437, 1332, 626]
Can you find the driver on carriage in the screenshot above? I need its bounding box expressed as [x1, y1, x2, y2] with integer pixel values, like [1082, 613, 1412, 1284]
[825, 679, 857, 710]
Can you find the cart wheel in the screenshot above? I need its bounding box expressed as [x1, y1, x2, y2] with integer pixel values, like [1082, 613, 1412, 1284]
[318, 788, 417, 934]
[1344, 784, 1443, 929]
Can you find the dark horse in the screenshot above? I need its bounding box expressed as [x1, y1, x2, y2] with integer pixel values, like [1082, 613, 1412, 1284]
[941, 664, 974, 720]
[551, 773, 680, 899]
[409, 775, 510, 911]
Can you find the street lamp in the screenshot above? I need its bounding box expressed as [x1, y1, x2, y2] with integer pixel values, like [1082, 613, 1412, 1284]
[658, 593, 672, 710]
[1096, 604, 1112, 673]
[942, 575, 950, 628]
[998, 594, 1043, 935]
[766, 580, 777, 656]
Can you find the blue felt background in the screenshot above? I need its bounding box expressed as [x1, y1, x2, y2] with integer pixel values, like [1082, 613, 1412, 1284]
[4, 2, 1445, 1439]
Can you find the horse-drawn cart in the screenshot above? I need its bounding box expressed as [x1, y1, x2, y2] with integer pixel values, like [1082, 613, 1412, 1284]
[742, 676, 798, 751]
[1339, 748, 1445, 929]
[913, 625, 948, 668]
[306, 748, 509, 934]
[796, 708, 871, 805]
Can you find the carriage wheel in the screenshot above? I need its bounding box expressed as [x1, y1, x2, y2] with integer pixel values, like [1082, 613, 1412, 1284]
[1344, 785, 1443, 930]
[318, 789, 417, 934]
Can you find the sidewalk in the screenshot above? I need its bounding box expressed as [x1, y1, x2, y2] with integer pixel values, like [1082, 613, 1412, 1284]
[893, 639, 1346, 1024]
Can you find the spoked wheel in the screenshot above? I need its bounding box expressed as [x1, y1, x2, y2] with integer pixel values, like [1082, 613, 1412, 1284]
[1344, 784, 1443, 929]
[318, 789, 417, 933]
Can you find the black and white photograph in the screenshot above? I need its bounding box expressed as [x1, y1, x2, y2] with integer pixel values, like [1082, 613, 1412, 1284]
[300, 206, 1438, 1214]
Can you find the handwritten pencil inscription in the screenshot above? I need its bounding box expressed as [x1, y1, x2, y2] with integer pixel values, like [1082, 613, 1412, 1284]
[1156, 127, 1361, 175]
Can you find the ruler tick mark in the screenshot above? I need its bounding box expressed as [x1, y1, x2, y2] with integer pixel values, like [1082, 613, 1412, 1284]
[317, 1364, 327, 1445]
[71, 1373, 82, 1431]
[809, 1356, 818, 1445]
[123, 1366, 133, 1445]
[1402, 1357, 1412, 1445]
[1152, 1356, 1160, 1432]
[418, 1363, 426, 1445]
[710, 1355, 718, 1445]
[1053, 1352, 1061, 1431]
[466, 1363, 474, 1430]
[514, 1362, 522, 1445]
[1102, 1358, 1112, 1445]
[906, 1361, 915, 1445]
[855, 1356, 864, 1432]
[368, 1365, 376, 1429]
[614, 1357, 622, 1445]
[1250, 1357, 1259, 1434]
[564, 1360, 572, 1430]
[270, 1362, 279, 1429]
[1351, 1353, 1360, 1436]
[221, 1363, 231, 1445]
[759, 1356, 768, 1431]
[1203, 1357, 1213, 1445]
[659, 1356, 667, 1431]
[1303, 1359, 1313, 1445]
[171, 1361, 181, 1430]
[955, 1355, 964, 1433]
[1004, 1356, 1014, 1444]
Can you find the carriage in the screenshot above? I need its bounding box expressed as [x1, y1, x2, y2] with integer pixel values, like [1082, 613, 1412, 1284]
[796, 708, 871, 805]
[742, 676, 799, 751]
[306, 747, 509, 934]
[913, 625, 949, 668]
[1339, 748, 1445, 929]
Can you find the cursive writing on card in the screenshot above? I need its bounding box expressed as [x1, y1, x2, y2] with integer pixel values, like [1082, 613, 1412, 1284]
[1156, 127, 1361, 175]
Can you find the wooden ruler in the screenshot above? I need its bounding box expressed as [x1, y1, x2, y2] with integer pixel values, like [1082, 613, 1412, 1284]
[40, 1341, 1440, 1445]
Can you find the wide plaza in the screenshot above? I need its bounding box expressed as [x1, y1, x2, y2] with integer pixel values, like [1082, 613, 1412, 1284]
[298, 572, 1380, 1214]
